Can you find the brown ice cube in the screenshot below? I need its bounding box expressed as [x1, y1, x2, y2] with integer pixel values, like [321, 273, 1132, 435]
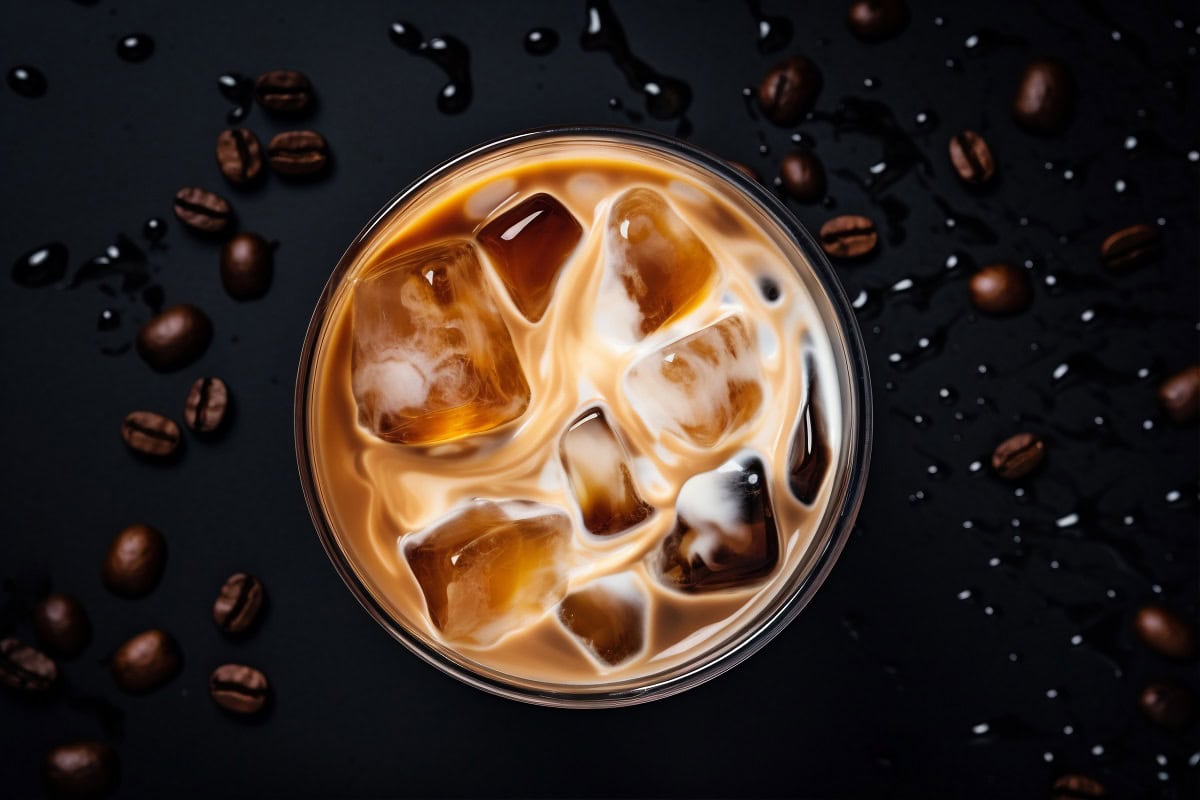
[656, 454, 779, 592]
[558, 574, 645, 666]
[788, 353, 831, 504]
[477, 192, 583, 322]
[560, 408, 653, 536]
[624, 315, 765, 448]
[350, 241, 530, 445]
[404, 499, 572, 646]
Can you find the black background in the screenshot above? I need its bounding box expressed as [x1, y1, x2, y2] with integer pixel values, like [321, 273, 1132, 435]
[2, 1, 1198, 797]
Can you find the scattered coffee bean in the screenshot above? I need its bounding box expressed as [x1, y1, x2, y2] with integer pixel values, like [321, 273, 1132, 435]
[267, 130, 329, 176]
[1157, 365, 1200, 424]
[255, 69, 314, 114]
[1134, 604, 1198, 660]
[213, 573, 265, 635]
[136, 304, 213, 371]
[1012, 58, 1075, 134]
[968, 263, 1031, 315]
[757, 56, 821, 126]
[43, 741, 117, 797]
[1051, 774, 1106, 799]
[1099, 223, 1162, 271]
[172, 187, 232, 234]
[1139, 681, 1195, 731]
[779, 151, 826, 202]
[818, 215, 878, 259]
[120, 411, 182, 459]
[209, 663, 269, 714]
[728, 161, 759, 182]
[220, 232, 274, 299]
[111, 629, 180, 693]
[33, 593, 91, 658]
[184, 377, 230, 435]
[0, 637, 58, 692]
[215, 128, 263, 186]
[991, 432, 1045, 480]
[948, 130, 995, 185]
[102, 523, 166, 597]
[846, 0, 910, 41]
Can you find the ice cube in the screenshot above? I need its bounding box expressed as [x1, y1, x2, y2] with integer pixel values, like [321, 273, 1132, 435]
[351, 241, 530, 445]
[558, 573, 645, 666]
[655, 454, 779, 592]
[788, 353, 831, 504]
[477, 193, 583, 322]
[560, 408, 653, 536]
[403, 499, 572, 646]
[624, 315, 765, 448]
[600, 188, 718, 340]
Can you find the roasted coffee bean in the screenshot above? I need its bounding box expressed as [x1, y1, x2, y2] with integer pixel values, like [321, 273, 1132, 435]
[102, 523, 166, 597]
[1139, 681, 1195, 731]
[220, 232, 273, 299]
[136, 304, 213, 371]
[1051, 774, 1106, 799]
[43, 741, 117, 797]
[120, 411, 182, 459]
[209, 663, 269, 714]
[779, 151, 826, 202]
[172, 187, 232, 234]
[969, 263, 1031, 315]
[213, 573, 265, 635]
[948, 130, 995, 185]
[1157, 365, 1200, 424]
[1012, 58, 1075, 134]
[215, 128, 263, 185]
[33, 593, 91, 658]
[1134, 604, 1198, 660]
[255, 69, 314, 114]
[757, 56, 821, 126]
[185, 377, 230, 434]
[991, 432, 1045, 480]
[0, 637, 58, 692]
[1100, 223, 1162, 271]
[728, 161, 759, 182]
[111, 629, 180, 693]
[267, 130, 329, 176]
[818, 215, 877, 259]
[846, 0, 910, 41]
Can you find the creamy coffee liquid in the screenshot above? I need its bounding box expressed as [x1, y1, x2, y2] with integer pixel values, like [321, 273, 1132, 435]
[306, 138, 842, 686]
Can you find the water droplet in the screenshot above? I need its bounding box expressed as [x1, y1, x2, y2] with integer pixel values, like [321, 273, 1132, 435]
[1114, 178, 1127, 193]
[1080, 308, 1095, 322]
[863, 76, 879, 89]
[12, 242, 69, 288]
[117, 33, 155, 63]
[1111, 30, 1122, 41]
[1124, 135, 1138, 150]
[968, 460, 982, 473]
[1070, 634, 1083, 646]
[972, 722, 990, 735]
[7, 64, 47, 98]
[524, 27, 559, 55]
[1091, 744, 1105, 757]
[142, 217, 166, 242]
[1056, 513, 1080, 528]
[1064, 725, 1075, 735]
[1046, 688, 1059, 699]
[97, 308, 120, 331]
[1043, 752, 1055, 763]
[1188, 150, 1199, 162]
[964, 34, 979, 49]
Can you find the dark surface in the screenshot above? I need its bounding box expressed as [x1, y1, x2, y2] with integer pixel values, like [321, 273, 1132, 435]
[1, 1, 1197, 797]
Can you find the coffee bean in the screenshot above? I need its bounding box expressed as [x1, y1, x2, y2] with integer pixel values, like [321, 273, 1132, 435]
[969, 263, 1031, 315]
[102, 523, 166, 596]
[728, 161, 759, 182]
[948, 130, 995, 185]
[1051, 774, 1106, 799]
[172, 187, 232, 234]
[213, 573, 265, 635]
[184, 377, 230, 435]
[136, 304, 212, 371]
[120, 411, 182, 459]
[991, 432, 1045, 480]
[779, 151, 826, 202]
[1100, 223, 1162, 271]
[1139, 681, 1195, 731]
[0, 637, 58, 692]
[757, 56, 821, 126]
[1157, 365, 1200, 424]
[111, 629, 180, 693]
[818, 215, 877, 259]
[220, 232, 273, 299]
[1012, 58, 1075, 134]
[846, 0, 909, 41]
[33, 593, 91, 658]
[255, 69, 314, 114]
[1134, 604, 1198, 660]
[267, 130, 329, 176]
[43, 741, 117, 797]
[209, 663, 269, 714]
[215, 128, 263, 186]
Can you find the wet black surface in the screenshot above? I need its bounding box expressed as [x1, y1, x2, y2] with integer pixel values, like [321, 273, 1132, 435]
[1, 1, 1197, 797]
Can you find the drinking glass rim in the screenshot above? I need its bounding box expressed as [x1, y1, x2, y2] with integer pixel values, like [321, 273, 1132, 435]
[294, 125, 873, 708]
